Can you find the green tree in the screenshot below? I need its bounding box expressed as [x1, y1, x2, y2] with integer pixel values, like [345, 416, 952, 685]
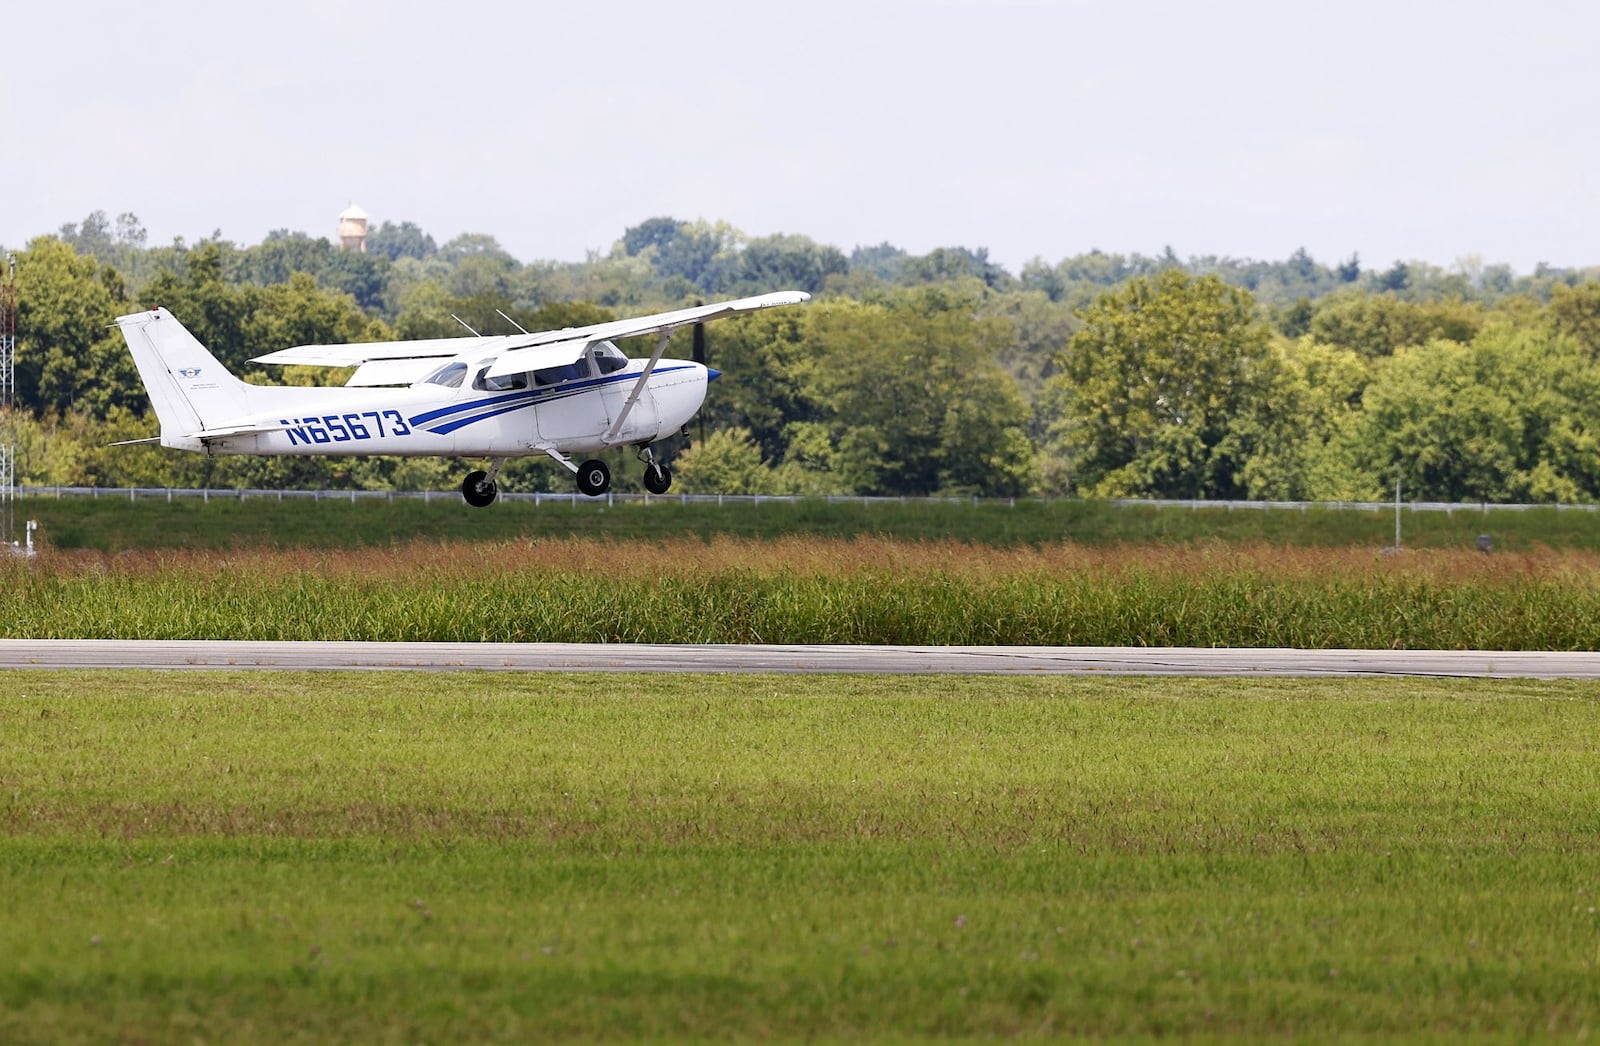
[978, 290, 1080, 401]
[1232, 338, 1374, 500]
[848, 242, 908, 283]
[1546, 281, 1600, 357]
[14, 237, 135, 416]
[902, 247, 1013, 290]
[243, 273, 390, 358]
[139, 241, 255, 370]
[733, 234, 848, 295]
[1310, 291, 1482, 358]
[366, 220, 437, 262]
[674, 427, 776, 494]
[1355, 324, 1600, 502]
[801, 299, 1034, 496]
[696, 306, 814, 465]
[1046, 271, 1274, 499]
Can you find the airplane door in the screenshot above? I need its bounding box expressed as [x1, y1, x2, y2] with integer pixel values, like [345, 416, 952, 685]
[599, 375, 660, 444]
[532, 361, 610, 444]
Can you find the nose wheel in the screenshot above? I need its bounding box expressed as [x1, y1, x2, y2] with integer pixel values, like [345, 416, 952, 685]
[643, 462, 672, 494]
[639, 446, 672, 494]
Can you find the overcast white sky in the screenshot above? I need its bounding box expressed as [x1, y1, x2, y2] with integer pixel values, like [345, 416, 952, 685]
[2, 0, 1593, 273]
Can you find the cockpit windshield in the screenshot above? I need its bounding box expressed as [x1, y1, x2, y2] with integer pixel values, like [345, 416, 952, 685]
[423, 362, 468, 388]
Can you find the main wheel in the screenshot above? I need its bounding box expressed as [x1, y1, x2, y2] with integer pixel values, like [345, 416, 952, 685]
[461, 470, 498, 508]
[576, 459, 611, 497]
[643, 462, 672, 495]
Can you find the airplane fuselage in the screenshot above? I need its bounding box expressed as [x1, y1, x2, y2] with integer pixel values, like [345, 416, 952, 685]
[182, 357, 711, 458]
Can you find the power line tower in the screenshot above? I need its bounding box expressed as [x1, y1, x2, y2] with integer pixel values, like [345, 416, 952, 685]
[1, 253, 17, 551]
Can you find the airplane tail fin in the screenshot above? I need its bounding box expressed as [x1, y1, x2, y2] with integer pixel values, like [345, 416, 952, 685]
[115, 308, 252, 450]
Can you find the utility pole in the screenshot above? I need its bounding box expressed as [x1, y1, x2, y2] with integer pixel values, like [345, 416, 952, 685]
[1394, 474, 1402, 551]
[1, 253, 16, 551]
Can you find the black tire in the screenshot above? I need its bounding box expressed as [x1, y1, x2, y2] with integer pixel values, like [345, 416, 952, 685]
[643, 463, 672, 495]
[461, 470, 498, 508]
[576, 459, 611, 497]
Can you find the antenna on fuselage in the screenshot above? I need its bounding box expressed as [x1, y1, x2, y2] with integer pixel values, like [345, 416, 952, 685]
[495, 309, 531, 335]
[451, 315, 483, 337]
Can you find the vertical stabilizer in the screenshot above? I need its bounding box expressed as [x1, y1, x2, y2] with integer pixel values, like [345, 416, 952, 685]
[115, 308, 249, 451]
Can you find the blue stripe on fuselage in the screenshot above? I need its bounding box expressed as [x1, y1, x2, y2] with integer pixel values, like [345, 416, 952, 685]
[407, 365, 695, 431]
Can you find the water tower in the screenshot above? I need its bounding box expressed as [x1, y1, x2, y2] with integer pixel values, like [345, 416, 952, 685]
[338, 202, 369, 252]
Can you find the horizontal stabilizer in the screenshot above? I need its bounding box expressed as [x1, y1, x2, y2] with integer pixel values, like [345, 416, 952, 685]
[108, 436, 162, 447]
[185, 420, 296, 441]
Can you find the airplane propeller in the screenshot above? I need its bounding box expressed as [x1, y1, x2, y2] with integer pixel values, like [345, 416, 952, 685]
[691, 305, 708, 446]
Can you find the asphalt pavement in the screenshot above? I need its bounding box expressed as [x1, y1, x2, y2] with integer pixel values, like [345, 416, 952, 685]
[3, 640, 1599, 677]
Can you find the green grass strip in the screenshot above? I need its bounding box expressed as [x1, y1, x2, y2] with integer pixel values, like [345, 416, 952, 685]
[2, 672, 1599, 1040]
[24, 494, 1598, 552]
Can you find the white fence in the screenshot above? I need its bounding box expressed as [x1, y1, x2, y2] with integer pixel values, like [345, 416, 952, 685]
[14, 486, 1600, 513]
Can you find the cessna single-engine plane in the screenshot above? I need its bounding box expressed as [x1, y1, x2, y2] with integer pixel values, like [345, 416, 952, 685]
[115, 291, 809, 505]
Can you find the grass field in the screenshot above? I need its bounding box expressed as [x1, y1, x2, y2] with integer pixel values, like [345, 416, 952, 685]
[20, 493, 1600, 552]
[2, 671, 1598, 1040]
[9, 538, 1600, 649]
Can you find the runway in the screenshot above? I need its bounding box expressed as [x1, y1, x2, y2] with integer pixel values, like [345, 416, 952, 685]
[3, 640, 1600, 677]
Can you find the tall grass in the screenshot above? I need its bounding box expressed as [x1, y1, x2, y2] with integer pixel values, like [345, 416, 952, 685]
[6, 537, 1600, 648]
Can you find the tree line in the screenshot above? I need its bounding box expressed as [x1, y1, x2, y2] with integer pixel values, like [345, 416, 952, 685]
[6, 210, 1600, 502]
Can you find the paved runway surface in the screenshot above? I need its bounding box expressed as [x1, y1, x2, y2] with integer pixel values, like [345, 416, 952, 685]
[3, 640, 1600, 677]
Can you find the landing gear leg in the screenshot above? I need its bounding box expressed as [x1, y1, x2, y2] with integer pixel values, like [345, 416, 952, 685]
[640, 445, 672, 495]
[461, 458, 504, 508]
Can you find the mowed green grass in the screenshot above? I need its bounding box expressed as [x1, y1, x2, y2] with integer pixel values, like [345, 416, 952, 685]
[3, 672, 1599, 1041]
[24, 493, 1600, 552]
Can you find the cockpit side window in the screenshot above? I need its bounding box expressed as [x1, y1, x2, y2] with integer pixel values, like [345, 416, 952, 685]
[533, 358, 591, 386]
[592, 341, 629, 375]
[423, 362, 468, 388]
[473, 363, 529, 392]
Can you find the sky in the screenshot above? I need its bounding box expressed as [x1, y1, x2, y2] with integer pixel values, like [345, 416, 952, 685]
[2, 0, 1595, 274]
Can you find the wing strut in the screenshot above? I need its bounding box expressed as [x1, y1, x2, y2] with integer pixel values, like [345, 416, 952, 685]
[604, 329, 673, 444]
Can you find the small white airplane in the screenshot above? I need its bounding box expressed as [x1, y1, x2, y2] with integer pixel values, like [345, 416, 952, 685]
[114, 291, 809, 505]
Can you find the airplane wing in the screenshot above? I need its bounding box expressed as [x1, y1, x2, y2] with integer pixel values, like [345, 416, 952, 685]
[252, 291, 811, 387]
[538, 291, 812, 345]
[484, 291, 810, 381]
[250, 335, 514, 368]
[254, 291, 810, 368]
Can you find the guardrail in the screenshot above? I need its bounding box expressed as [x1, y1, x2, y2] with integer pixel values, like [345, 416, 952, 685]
[13, 486, 1600, 513]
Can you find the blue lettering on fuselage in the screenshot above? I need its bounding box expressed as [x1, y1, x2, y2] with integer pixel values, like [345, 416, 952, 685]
[280, 410, 411, 447]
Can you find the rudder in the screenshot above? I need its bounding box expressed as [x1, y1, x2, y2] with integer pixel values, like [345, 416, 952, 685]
[115, 308, 249, 450]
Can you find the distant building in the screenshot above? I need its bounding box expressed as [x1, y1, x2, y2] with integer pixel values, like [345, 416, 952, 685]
[338, 203, 369, 252]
